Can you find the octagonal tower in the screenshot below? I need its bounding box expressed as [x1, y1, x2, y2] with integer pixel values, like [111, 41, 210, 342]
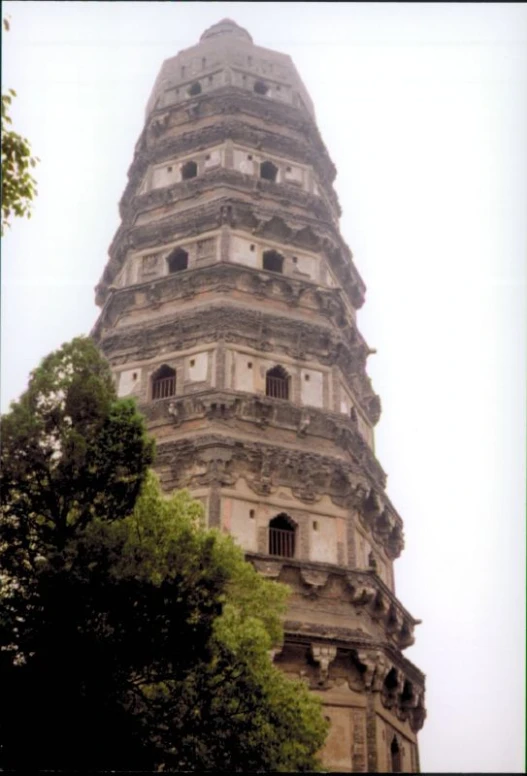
[92, 20, 426, 772]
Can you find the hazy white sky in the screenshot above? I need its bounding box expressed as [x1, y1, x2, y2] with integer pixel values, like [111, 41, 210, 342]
[2, 2, 526, 772]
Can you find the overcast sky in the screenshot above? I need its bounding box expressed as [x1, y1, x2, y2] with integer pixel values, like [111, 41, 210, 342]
[2, 2, 526, 772]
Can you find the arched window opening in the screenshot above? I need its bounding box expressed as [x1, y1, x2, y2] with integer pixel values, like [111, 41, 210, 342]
[260, 161, 278, 182]
[262, 250, 284, 274]
[152, 365, 176, 400]
[390, 736, 402, 773]
[265, 365, 290, 400]
[167, 248, 189, 274]
[188, 81, 202, 96]
[181, 160, 198, 180]
[384, 668, 399, 692]
[269, 513, 296, 558]
[254, 80, 269, 95]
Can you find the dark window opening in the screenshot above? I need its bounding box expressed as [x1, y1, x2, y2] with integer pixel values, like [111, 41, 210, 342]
[181, 66, 185, 77]
[181, 160, 198, 180]
[202, 57, 206, 69]
[260, 161, 278, 182]
[390, 737, 402, 773]
[188, 81, 202, 96]
[167, 248, 189, 273]
[254, 80, 268, 95]
[262, 250, 284, 274]
[152, 364, 176, 400]
[269, 513, 296, 558]
[265, 365, 290, 400]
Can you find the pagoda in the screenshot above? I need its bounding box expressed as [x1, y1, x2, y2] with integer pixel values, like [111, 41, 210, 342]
[92, 19, 426, 772]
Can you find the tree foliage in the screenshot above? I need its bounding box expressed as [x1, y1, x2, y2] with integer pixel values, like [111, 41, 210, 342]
[0, 338, 328, 771]
[1, 17, 39, 235]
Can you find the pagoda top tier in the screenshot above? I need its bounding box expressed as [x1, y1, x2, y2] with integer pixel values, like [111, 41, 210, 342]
[200, 18, 253, 44]
[145, 19, 315, 121]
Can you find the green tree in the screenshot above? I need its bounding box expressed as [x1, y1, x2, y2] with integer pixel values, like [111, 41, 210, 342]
[1, 17, 39, 235]
[0, 338, 328, 771]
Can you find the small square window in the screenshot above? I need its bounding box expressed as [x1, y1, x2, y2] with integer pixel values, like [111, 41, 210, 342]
[167, 166, 173, 172]
[304, 374, 310, 381]
[249, 509, 255, 519]
[313, 521, 318, 531]
[132, 372, 138, 381]
[286, 166, 292, 172]
[205, 154, 210, 161]
[247, 362, 252, 369]
[247, 154, 253, 161]
[190, 359, 195, 367]
[292, 256, 298, 264]
[250, 244, 255, 251]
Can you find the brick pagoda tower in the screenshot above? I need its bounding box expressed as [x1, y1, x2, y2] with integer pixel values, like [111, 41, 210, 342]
[92, 19, 426, 772]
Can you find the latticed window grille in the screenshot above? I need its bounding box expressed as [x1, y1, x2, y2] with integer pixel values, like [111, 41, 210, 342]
[152, 366, 176, 400]
[265, 366, 289, 399]
[268, 514, 296, 558]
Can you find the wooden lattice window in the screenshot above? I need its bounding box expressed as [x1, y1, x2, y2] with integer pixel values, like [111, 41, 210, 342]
[152, 365, 176, 400]
[269, 514, 296, 558]
[265, 365, 290, 399]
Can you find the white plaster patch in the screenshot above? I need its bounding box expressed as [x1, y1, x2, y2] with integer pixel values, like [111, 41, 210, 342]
[117, 369, 141, 397]
[310, 517, 338, 564]
[229, 499, 258, 552]
[293, 253, 316, 280]
[204, 149, 222, 169]
[233, 148, 258, 175]
[301, 369, 323, 408]
[151, 163, 181, 189]
[284, 164, 303, 185]
[233, 352, 255, 392]
[231, 235, 259, 268]
[188, 352, 208, 382]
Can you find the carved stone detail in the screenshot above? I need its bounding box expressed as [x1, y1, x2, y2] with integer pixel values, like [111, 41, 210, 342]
[310, 643, 337, 685]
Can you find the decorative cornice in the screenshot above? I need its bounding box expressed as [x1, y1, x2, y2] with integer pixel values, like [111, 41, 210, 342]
[121, 115, 341, 218]
[99, 198, 365, 311]
[122, 166, 337, 228]
[137, 389, 386, 489]
[95, 302, 381, 424]
[142, 87, 336, 181]
[152, 433, 403, 556]
[249, 557, 418, 649]
[277, 627, 426, 731]
[93, 261, 364, 354]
